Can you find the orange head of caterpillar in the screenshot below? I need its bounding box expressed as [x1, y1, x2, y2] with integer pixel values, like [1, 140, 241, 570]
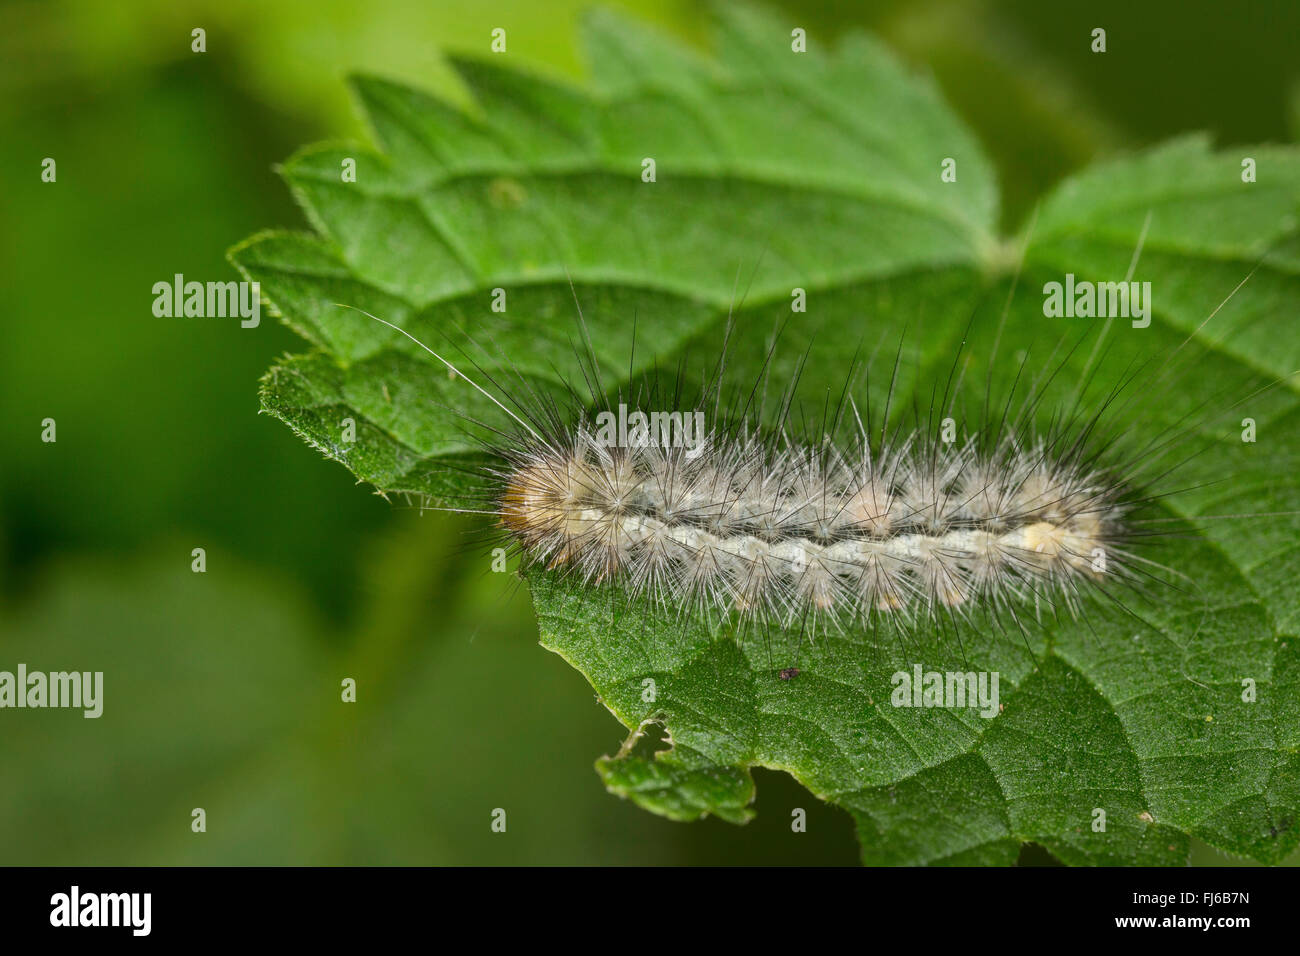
[500, 453, 605, 558]
[500, 460, 568, 548]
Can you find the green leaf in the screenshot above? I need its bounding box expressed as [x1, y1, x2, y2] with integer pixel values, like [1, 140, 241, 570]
[232, 4, 1300, 864]
[596, 752, 755, 826]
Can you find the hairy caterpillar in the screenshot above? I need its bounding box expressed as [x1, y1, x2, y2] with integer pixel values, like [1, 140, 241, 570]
[497, 414, 1118, 626]
[347, 278, 1285, 656]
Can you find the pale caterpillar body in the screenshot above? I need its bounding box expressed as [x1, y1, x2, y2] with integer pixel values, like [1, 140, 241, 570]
[498, 418, 1119, 630]
[351, 302, 1232, 651]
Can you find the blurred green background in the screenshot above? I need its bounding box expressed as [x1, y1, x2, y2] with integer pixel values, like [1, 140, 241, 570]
[2, 0, 1296, 864]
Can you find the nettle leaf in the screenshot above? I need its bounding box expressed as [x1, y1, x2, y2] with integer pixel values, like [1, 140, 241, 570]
[232, 5, 1300, 864]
